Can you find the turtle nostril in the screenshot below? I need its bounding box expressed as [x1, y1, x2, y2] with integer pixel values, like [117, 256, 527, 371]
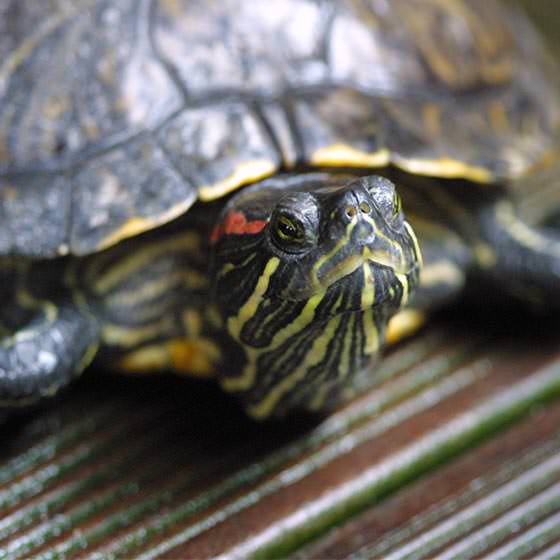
[345, 206, 358, 219]
[359, 201, 371, 214]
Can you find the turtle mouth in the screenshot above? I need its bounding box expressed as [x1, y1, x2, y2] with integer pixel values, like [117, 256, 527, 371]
[276, 249, 415, 304]
[318, 249, 409, 291]
[316, 253, 418, 314]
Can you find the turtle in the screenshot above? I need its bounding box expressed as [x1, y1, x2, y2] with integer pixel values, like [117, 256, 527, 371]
[1, 0, 560, 419]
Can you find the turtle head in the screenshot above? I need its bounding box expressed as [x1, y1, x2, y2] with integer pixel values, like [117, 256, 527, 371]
[210, 174, 421, 418]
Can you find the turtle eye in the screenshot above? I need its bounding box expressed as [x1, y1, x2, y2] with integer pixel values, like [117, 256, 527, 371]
[272, 213, 306, 251]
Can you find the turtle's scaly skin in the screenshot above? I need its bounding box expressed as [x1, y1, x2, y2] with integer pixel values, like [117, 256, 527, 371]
[0, 0, 558, 257]
[2, 167, 560, 417]
[1, 0, 560, 418]
[0, 175, 421, 416]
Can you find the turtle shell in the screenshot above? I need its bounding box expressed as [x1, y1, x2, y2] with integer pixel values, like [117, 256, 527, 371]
[0, 0, 559, 258]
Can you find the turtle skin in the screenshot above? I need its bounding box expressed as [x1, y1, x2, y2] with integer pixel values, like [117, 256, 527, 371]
[1, 0, 560, 418]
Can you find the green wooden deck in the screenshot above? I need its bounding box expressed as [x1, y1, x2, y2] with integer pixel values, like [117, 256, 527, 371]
[1, 311, 560, 558]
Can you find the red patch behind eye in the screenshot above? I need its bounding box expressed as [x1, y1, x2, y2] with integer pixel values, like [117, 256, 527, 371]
[210, 211, 267, 244]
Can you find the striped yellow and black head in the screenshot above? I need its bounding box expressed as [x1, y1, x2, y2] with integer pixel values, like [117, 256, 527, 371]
[210, 174, 421, 418]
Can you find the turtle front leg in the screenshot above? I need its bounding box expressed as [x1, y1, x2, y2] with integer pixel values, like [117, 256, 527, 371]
[0, 261, 100, 406]
[477, 199, 560, 309]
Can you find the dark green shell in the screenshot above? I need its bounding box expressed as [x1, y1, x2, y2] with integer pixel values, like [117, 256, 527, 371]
[0, 0, 559, 258]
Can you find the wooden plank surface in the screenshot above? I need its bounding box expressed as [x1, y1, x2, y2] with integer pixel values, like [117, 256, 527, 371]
[1, 311, 560, 558]
[298, 392, 560, 559]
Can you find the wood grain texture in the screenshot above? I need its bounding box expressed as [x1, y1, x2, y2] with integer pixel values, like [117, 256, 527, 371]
[1, 311, 560, 559]
[298, 394, 560, 559]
